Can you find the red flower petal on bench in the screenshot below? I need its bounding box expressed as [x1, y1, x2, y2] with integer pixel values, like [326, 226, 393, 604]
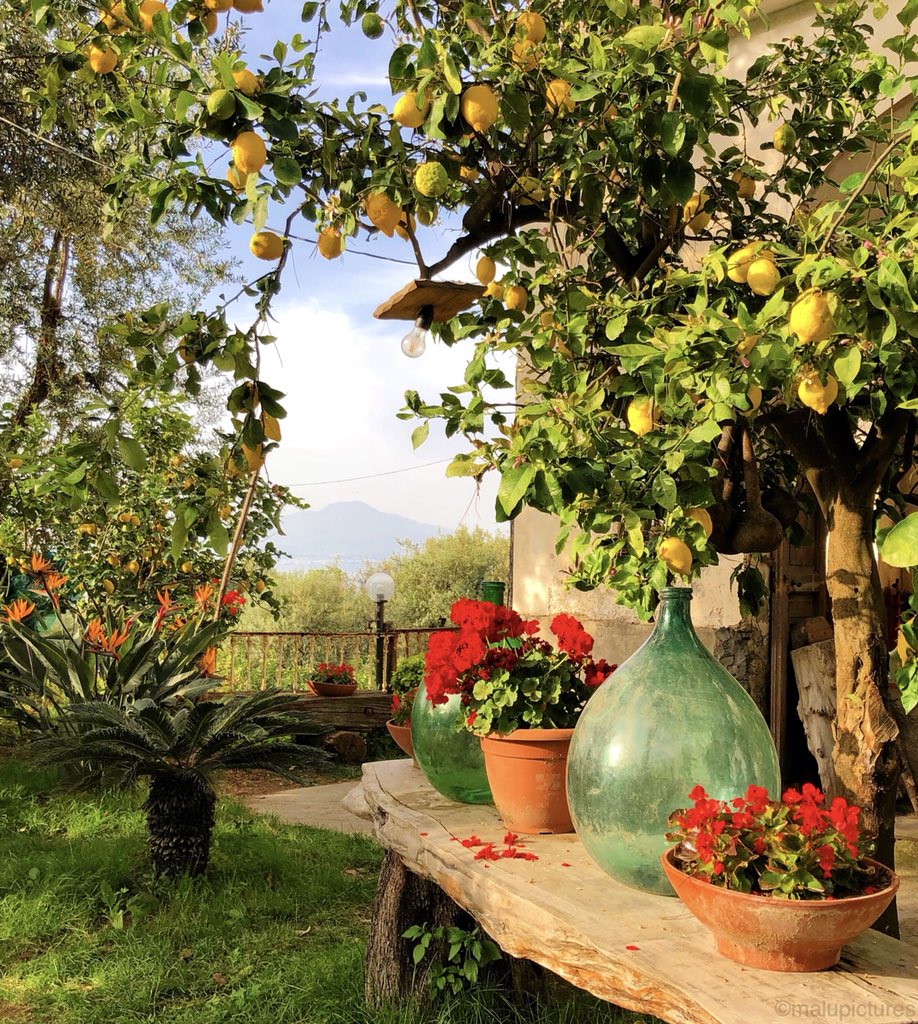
[503, 832, 519, 846]
[561, 862, 572, 867]
[625, 945, 640, 951]
[419, 832, 428, 837]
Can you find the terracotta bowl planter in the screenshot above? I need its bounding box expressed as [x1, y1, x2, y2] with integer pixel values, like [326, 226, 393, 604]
[661, 848, 899, 971]
[480, 728, 574, 834]
[309, 680, 357, 697]
[386, 720, 417, 764]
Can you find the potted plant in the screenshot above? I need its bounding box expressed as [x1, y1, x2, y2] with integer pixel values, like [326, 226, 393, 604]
[309, 662, 357, 697]
[425, 598, 615, 833]
[662, 783, 899, 971]
[386, 654, 422, 762]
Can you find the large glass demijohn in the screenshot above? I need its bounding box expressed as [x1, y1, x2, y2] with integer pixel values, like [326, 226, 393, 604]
[411, 678, 493, 805]
[566, 587, 780, 895]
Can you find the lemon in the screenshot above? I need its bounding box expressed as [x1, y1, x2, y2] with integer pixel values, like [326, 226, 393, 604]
[361, 11, 384, 37]
[180, 560, 194, 572]
[683, 192, 711, 232]
[744, 384, 763, 416]
[100, 3, 130, 33]
[732, 170, 756, 200]
[242, 443, 265, 470]
[130, 514, 141, 527]
[77, 523, 98, 535]
[686, 507, 713, 539]
[626, 397, 656, 436]
[118, 511, 133, 523]
[219, 504, 232, 519]
[511, 39, 540, 71]
[232, 131, 267, 175]
[393, 91, 429, 129]
[773, 123, 797, 154]
[659, 536, 693, 576]
[7, 457, 23, 469]
[539, 310, 554, 329]
[484, 281, 505, 300]
[789, 290, 834, 345]
[250, 231, 285, 260]
[102, 579, 116, 595]
[205, 0, 232, 9]
[417, 205, 437, 226]
[746, 258, 780, 296]
[233, 0, 263, 10]
[87, 44, 118, 74]
[505, 285, 528, 311]
[476, 256, 496, 285]
[394, 212, 415, 241]
[124, 559, 140, 575]
[232, 68, 261, 95]
[317, 227, 343, 259]
[138, 0, 167, 32]
[516, 10, 546, 40]
[798, 373, 838, 415]
[898, 629, 913, 664]
[414, 161, 448, 197]
[545, 78, 575, 114]
[107, 553, 121, 567]
[735, 333, 759, 357]
[459, 165, 480, 182]
[206, 89, 236, 119]
[460, 84, 499, 132]
[197, 10, 218, 34]
[226, 163, 247, 191]
[726, 243, 768, 284]
[364, 193, 402, 236]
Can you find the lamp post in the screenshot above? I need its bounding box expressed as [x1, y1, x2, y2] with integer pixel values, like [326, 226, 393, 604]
[365, 572, 395, 689]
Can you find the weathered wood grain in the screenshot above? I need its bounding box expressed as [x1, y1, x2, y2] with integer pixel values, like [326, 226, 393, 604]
[791, 639, 839, 797]
[354, 760, 918, 1024]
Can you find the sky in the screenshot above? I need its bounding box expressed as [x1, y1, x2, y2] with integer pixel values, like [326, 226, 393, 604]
[216, 6, 512, 532]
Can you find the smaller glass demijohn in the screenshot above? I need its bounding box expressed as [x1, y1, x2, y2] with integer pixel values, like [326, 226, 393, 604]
[566, 587, 780, 895]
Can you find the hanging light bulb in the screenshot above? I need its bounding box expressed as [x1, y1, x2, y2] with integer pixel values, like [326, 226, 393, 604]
[400, 304, 433, 359]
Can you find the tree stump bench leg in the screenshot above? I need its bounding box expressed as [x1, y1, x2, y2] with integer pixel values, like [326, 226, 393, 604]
[364, 850, 545, 1008]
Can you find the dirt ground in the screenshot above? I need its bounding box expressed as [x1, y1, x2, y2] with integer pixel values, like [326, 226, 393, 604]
[218, 765, 361, 799]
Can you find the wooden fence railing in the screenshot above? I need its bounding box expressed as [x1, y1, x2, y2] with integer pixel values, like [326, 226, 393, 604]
[217, 627, 450, 692]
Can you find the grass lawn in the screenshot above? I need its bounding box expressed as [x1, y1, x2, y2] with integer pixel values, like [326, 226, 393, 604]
[0, 754, 652, 1024]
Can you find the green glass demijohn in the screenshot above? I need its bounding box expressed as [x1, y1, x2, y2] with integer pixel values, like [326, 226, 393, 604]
[566, 587, 780, 895]
[411, 678, 492, 804]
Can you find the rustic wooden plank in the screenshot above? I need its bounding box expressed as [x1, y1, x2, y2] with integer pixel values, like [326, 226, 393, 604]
[235, 692, 392, 731]
[352, 760, 918, 1024]
[791, 639, 839, 797]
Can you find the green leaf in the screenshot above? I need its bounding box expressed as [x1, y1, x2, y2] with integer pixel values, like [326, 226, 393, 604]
[497, 464, 535, 516]
[620, 24, 667, 51]
[411, 423, 429, 449]
[880, 513, 918, 567]
[665, 158, 695, 203]
[272, 156, 302, 186]
[118, 436, 146, 472]
[651, 473, 677, 509]
[660, 112, 686, 157]
[832, 346, 861, 385]
[171, 519, 189, 564]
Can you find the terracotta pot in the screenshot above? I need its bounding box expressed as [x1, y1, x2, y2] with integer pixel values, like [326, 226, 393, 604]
[309, 680, 357, 697]
[661, 848, 899, 971]
[386, 720, 417, 764]
[480, 728, 574, 834]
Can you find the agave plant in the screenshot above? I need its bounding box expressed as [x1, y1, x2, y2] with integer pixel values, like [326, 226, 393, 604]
[33, 692, 329, 878]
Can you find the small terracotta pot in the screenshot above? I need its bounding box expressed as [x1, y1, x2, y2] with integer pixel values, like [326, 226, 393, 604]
[386, 720, 417, 764]
[480, 728, 574, 834]
[661, 848, 899, 972]
[309, 680, 357, 697]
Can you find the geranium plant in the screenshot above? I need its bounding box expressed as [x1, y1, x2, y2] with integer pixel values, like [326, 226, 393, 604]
[666, 783, 889, 900]
[389, 653, 423, 727]
[311, 662, 355, 685]
[424, 599, 615, 737]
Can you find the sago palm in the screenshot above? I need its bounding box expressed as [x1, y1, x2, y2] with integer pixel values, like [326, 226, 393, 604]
[34, 692, 329, 878]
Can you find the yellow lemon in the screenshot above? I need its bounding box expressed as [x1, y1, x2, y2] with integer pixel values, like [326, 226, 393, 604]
[511, 39, 540, 71]
[516, 10, 546, 40]
[459, 165, 480, 182]
[107, 553, 121, 567]
[193, 10, 218, 34]
[255, 579, 267, 593]
[102, 579, 116, 595]
[735, 333, 759, 357]
[130, 514, 141, 527]
[626, 397, 656, 436]
[317, 227, 343, 259]
[226, 163, 248, 191]
[798, 373, 838, 415]
[539, 310, 554, 329]
[732, 170, 756, 200]
[417, 204, 437, 226]
[726, 243, 769, 284]
[232, 131, 267, 175]
[746, 257, 780, 296]
[124, 559, 140, 575]
[415, 161, 449, 197]
[686, 507, 713, 539]
[138, 0, 167, 32]
[659, 536, 693, 576]
[87, 44, 118, 74]
[233, 0, 264, 10]
[545, 78, 575, 114]
[233, 68, 261, 95]
[118, 511, 133, 523]
[504, 285, 528, 311]
[789, 290, 834, 345]
[249, 231, 285, 260]
[393, 91, 430, 129]
[744, 385, 763, 416]
[394, 212, 415, 241]
[773, 123, 797, 154]
[77, 523, 98, 536]
[364, 193, 402, 236]
[476, 256, 496, 285]
[484, 281, 505, 300]
[206, 0, 233, 8]
[181, 560, 194, 572]
[460, 84, 499, 132]
[100, 2, 129, 32]
[683, 192, 711, 232]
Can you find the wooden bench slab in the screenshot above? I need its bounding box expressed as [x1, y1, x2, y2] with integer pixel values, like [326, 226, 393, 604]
[233, 691, 392, 731]
[350, 759, 918, 1024]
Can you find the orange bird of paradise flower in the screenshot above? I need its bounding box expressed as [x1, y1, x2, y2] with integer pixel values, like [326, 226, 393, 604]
[3, 598, 35, 623]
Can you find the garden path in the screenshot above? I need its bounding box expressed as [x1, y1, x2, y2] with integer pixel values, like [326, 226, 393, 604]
[242, 780, 375, 836]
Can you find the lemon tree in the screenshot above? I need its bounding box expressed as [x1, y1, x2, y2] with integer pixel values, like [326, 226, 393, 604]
[16, 0, 918, 909]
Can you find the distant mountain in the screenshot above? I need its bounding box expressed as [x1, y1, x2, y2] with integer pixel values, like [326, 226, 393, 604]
[273, 501, 442, 572]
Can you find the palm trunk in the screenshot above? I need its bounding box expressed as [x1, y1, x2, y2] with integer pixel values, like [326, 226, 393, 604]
[143, 770, 217, 879]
